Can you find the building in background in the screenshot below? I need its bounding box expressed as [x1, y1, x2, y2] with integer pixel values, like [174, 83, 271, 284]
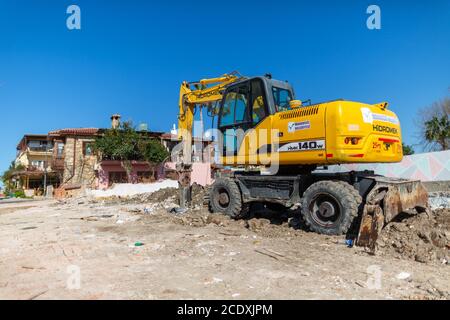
[47, 128, 100, 196]
[12, 134, 60, 196]
[10, 115, 214, 198]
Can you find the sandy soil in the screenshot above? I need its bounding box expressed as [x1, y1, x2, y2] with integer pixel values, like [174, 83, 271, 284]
[0, 190, 449, 300]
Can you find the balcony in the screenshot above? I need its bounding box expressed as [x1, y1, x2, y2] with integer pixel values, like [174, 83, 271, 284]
[28, 166, 45, 172]
[27, 160, 51, 171]
[27, 147, 53, 156]
[29, 146, 50, 152]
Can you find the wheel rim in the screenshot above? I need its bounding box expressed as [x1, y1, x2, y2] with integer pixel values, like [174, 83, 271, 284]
[216, 187, 230, 209]
[308, 193, 342, 227]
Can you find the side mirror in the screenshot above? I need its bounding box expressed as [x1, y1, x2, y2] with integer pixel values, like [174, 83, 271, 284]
[290, 100, 302, 108]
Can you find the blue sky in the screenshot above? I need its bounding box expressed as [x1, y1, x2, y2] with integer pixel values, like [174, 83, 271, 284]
[0, 0, 449, 181]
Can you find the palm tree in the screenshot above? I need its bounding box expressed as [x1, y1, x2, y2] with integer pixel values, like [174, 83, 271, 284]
[424, 115, 450, 150]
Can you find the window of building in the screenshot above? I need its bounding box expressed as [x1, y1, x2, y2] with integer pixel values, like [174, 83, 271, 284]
[109, 172, 128, 186]
[30, 160, 45, 169]
[83, 142, 93, 156]
[28, 140, 49, 152]
[56, 143, 65, 157]
[137, 171, 152, 183]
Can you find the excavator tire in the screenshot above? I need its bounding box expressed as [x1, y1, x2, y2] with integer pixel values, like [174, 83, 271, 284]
[209, 178, 245, 219]
[335, 180, 363, 207]
[301, 180, 361, 235]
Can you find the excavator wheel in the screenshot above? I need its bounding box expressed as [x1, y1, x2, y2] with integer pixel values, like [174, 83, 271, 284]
[209, 178, 246, 219]
[301, 180, 361, 235]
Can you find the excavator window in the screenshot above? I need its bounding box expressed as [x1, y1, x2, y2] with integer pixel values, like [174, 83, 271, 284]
[219, 78, 270, 129]
[218, 83, 252, 156]
[250, 79, 268, 125]
[234, 92, 248, 123]
[220, 91, 236, 126]
[272, 86, 293, 112]
[219, 85, 251, 127]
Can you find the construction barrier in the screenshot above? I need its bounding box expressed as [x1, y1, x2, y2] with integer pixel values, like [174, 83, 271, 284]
[318, 150, 450, 182]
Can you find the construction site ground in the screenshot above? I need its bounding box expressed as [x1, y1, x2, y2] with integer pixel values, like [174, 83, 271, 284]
[0, 185, 449, 300]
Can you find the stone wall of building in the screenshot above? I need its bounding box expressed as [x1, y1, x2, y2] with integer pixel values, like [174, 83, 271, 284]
[62, 137, 97, 188]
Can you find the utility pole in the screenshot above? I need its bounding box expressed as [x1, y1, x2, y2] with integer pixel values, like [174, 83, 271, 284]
[43, 139, 49, 197]
[199, 105, 204, 162]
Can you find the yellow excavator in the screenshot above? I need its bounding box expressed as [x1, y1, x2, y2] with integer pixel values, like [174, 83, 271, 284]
[177, 72, 428, 248]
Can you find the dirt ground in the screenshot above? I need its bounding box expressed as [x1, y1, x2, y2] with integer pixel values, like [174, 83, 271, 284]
[0, 187, 449, 300]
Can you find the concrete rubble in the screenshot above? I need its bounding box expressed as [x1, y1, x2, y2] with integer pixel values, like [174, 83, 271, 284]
[428, 192, 450, 210]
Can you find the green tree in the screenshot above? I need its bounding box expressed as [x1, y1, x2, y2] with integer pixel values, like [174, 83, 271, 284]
[417, 98, 450, 151]
[93, 121, 168, 182]
[1, 161, 25, 193]
[402, 143, 415, 155]
[424, 115, 450, 151]
[139, 138, 169, 179]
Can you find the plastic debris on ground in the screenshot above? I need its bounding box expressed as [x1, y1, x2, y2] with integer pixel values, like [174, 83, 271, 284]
[396, 272, 411, 280]
[428, 192, 450, 210]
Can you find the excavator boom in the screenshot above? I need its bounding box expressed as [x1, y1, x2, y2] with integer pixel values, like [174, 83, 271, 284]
[175, 72, 242, 210]
[178, 73, 241, 142]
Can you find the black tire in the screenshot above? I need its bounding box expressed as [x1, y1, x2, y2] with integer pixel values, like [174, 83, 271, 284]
[301, 180, 361, 235]
[209, 178, 244, 218]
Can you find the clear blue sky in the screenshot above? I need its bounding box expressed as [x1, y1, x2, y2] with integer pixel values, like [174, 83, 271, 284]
[1, 0, 449, 181]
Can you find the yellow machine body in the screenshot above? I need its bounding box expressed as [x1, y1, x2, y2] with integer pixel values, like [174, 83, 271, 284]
[177, 73, 402, 168]
[222, 100, 402, 166]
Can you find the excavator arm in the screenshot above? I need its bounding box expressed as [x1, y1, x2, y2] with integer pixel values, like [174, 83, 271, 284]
[176, 72, 242, 210]
[177, 72, 242, 164]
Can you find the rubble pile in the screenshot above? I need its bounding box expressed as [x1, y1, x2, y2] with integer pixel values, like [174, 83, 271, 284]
[191, 183, 208, 207]
[377, 208, 450, 264]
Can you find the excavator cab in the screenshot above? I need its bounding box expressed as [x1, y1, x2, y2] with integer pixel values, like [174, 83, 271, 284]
[217, 76, 295, 158]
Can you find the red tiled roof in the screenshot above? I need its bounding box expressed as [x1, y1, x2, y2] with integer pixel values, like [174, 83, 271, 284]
[161, 133, 176, 139]
[48, 128, 99, 136]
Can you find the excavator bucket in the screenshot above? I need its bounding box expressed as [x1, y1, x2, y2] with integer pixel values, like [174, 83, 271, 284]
[356, 177, 429, 250]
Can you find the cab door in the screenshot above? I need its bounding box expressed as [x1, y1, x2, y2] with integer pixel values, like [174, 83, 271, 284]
[218, 79, 270, 166]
